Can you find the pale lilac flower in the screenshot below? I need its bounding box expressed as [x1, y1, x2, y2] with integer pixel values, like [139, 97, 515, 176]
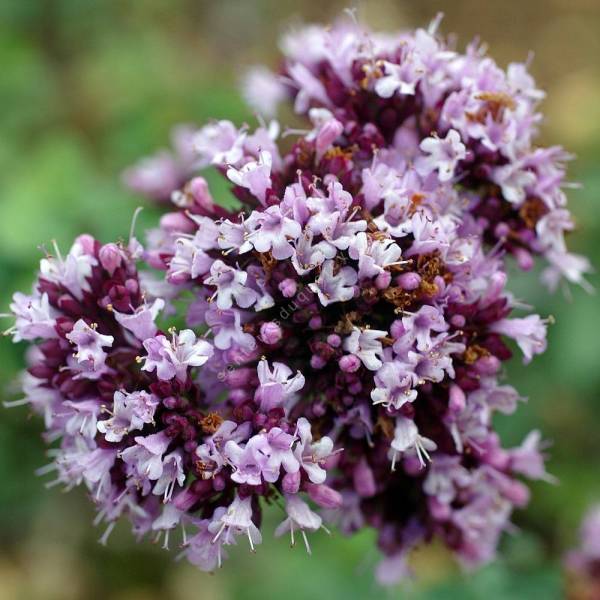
[151, 503, 185, 549]
[508, 431, 555, 482]
[315, 117, 344, 161]
[120, 431, 171, 481]
[242, 66, 286, 118]
[370, 361, 418, 409]
[227, 151, 273, 205]
[275, 495, 323, 554]
[153, 451, 185, 501]
[194, 420, 252, 481]
[184, 519, 226, 571]
[287, 62, 331, 113]
[490, 315, 547, 364]
[374, 58, 423, 98]
[402, 305, 448, 351]
[507, 62, 545, 102]
[245, 205, 302, 259]
[418, 129, 466, 182]
[205, 307, 256, 351]
[423, 455, 472, 505]
[60, 399, 102, 439]
[390, 417, 437, 470]
[254, 359, 305, 411]
[348, 232, 404, 281]
[294, 417, 334, 484]
[9, 292, 57, 342]
[167, 216, 219, 283]
[39, 238, 97, 300]
[194, 120, 245, 166]
[291, 232, 336, 275]
[542, 250, 593, 293]
[66, 320, 114, 372]
[114, 299, 164, 341]
[209, 495, 262, 551]
[204, 260, 258, 310]
[491, 162, 536, 204]
[142, 330, 213, 382]
[308, 260, 357, 306]
[343, 327, 387, 371]
[73, 446, 118, 495]
[97, 390, 159, 443]
[124, 124, 198, 201]
[225, 428, 298, 485]
[123, 152, 182, 201]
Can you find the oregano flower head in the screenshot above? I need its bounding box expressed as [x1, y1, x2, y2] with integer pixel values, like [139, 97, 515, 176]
[4, 14, 587, 585]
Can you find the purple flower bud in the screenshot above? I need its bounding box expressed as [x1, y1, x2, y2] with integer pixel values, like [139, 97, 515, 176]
[309, 316, 322, 330]
[348, 381, 362, 395]
[339, 354, 361, 373]
[474, 355, 501, 375]
[188, 176, 215, 212]
[494, 223, 510, 238]
[397, 272, 421, 290]
[315, 118, 344, 161]
[429, 496, 451, 521]
[99, 243, 122, 276]
[514, 247, 534, 271]
[212, 474, 227, 492]
[310, 355, 327, 369]
[450, 314, 466, 328]
[502, 480, 530, 507]
[260, 321, 282, 345]
[312, 401, 326, 417]
[353, 458, 376, 497]
[327, 334, 341, 348]
[75, 234, 96, 254]
[448, 384, 466, 414]
[390, 319, 406, 339]
[278, 278, 297, 298]
[375, 271, 392, 290]
[160, 211, 195, 233]
[184, 440, 198, 453]
[305, 482, 343, 508]
[173, 487, 202, 512]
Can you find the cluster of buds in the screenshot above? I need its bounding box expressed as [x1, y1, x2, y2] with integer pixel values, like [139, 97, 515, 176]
[4, 14, 586, 584]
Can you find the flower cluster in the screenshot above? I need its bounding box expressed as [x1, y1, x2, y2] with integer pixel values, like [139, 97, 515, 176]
[565, 506, 600, 599]
[5, 15, 585, 584]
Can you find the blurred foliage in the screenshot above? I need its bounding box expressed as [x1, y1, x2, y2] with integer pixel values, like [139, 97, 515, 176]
[0, 1, 599, 599]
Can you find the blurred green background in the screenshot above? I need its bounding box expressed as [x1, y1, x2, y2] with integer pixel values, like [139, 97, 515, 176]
[1, 1, 599, 598]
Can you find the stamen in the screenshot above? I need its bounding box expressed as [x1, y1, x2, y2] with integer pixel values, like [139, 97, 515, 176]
[301, 530, 311, 555]
[3, 397, 29, 408]
[129, 206, 144, 243]
[51, 239, 64, 263]
[99, 522, 116, 546]
[247, 528, 256, 552]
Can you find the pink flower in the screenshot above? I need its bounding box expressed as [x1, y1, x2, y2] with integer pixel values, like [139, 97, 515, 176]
[309, 260, 357, 306]
[66, 320, 114, 372]
[418, 129, 466, 182]
[226, 151, 273, 205]
[142, 329, 213, 382]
